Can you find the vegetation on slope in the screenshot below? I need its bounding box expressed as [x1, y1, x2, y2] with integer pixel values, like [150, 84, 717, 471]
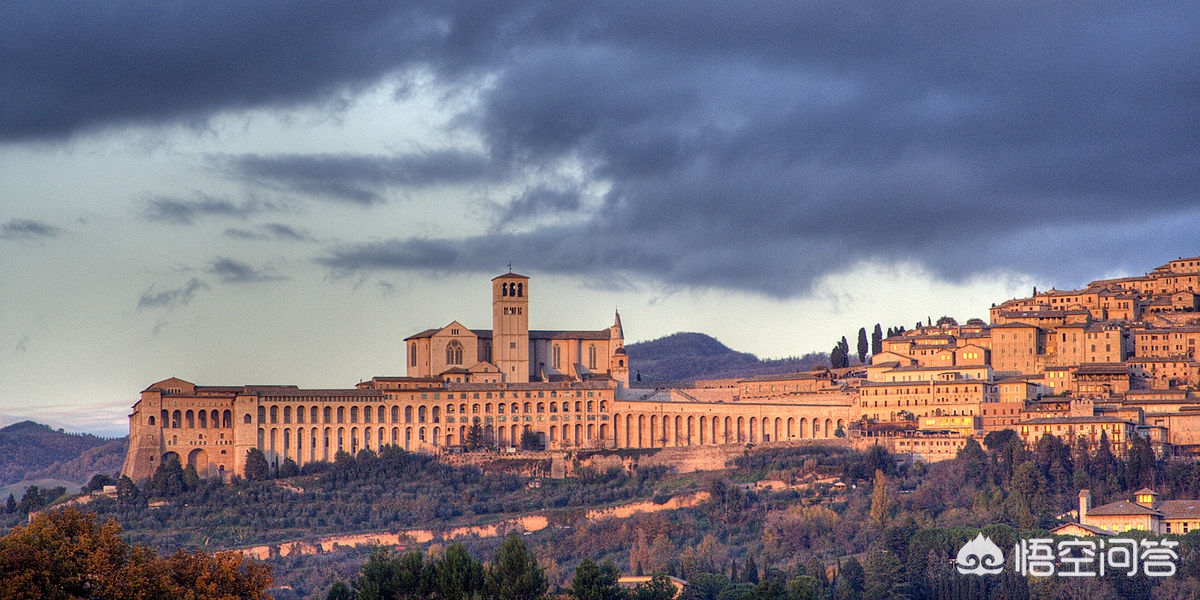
[0, 421, 114, 485]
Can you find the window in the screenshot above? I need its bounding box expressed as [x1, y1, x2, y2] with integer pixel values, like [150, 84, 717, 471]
[588, 345, 597, 370]
[553, 345, 561, 369]
[446, 340, 464, 365]
[410, 343, 418, 367]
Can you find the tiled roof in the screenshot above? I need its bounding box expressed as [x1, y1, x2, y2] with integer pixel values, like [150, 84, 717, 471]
[1086, 500, 1160, 517]
[1159, 500, 1200, 520]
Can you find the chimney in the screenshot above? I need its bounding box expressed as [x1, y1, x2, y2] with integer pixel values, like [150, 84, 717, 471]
[1079, 489, 1092, 524]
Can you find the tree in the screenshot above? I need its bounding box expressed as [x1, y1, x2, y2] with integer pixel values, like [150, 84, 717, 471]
[17, 485, 45, 514]
[466, 422, 484, 451]
[862, 547, 907, 600]
[279, 457, 300, 478]
[487, 534, 548, 600]
[244, 448, 270, 481]
[521, 428, 542, 451]
[327, 580, 356, 600]
[572, 558, 626, 600]
[0, 508, 272, 600]
[4, 493, 15, 514]
[857, 328, 869, 364]
[836, 557, 864, 600]
[634, 574, 677, 600]
[148, 454, 186, 496]
[354, 548, 427, 600]
[83, 473, 116, 494]
[433, 543, 485, 600]
[871, 324, 883, 356]
[870, 470, 893, 527]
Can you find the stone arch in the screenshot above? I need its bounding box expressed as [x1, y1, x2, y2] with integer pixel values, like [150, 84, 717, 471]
[187, 448, 210, 477]
[749, 417, 757, 443]
[825, 419, 833, 438]
[800, 418, 807, 439]
[699, 416, 707, 445]
[787, 417, 795, 439]
[812, 419, 820, 438]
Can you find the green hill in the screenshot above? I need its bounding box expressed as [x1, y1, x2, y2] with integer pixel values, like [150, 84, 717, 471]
[626, 332, 827, 383]
[0, 421, 116, 485]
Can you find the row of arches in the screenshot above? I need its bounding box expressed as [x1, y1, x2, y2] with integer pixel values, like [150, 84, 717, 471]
[156, 409, 232, 429]
[610, 414, 845, 448]
[253, 401, 608, 426]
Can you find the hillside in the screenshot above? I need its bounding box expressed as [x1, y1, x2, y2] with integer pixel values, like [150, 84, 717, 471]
[626, 332, 828, 382]
[0, 421, 115, 485]
[22, 438, 128, 484]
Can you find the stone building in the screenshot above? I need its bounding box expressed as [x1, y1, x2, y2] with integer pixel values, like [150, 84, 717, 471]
[121, 272, 856, 481]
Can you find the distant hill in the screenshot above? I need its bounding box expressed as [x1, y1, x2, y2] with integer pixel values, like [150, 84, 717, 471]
[0, 421, 116, 485]
[625, 332, 828, 383]
[22, 438, 128, 485]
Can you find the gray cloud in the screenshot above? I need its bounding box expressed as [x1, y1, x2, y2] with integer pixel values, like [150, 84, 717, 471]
[8, 1, 1200, 295]
[224, 150, 496, 205]
[495, 185, 584, 225]
[137, 278, 209, 310]
[223, 223, 316, 242]
[206, 257, 287, 284]
[1, 219, 62, 240]
[141, 195, 286, 225]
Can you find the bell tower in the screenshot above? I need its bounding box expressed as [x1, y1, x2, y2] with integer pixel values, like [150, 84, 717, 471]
[492, 272, 530, 382]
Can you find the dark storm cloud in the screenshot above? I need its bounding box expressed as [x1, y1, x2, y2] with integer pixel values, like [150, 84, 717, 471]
[225, 150, 495, 205]
[206, 257, 286, 284]
[9, 1, 1199, 294]
[495, 185, 584, 225]
[137, 278, 209, 310]
[1, 219, 62, 240]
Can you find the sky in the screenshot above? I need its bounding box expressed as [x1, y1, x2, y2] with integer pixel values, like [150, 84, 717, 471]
[1, 1, 1197, 437]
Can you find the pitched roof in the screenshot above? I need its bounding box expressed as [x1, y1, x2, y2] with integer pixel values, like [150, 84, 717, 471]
[1085, 500, 1161, 517]
[1158, 500, 1200, 520]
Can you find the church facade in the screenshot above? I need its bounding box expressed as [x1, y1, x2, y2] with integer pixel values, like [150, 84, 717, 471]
[121, 272, 855, 482]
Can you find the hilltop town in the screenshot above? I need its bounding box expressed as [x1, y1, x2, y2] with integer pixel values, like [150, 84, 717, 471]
[121, 256, 1200, 481]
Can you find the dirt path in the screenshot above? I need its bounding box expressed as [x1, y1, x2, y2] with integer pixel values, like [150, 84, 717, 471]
[238, 490, 711, 560]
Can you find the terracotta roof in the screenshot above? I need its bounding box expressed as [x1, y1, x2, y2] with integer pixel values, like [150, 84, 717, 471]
[529, 330, 611, 340]
[492, 272, 529, 280]
[1074, 363, 1129, 375]
[1050, 522, 1113, 536]
[1085, 500, 1160, 517]
[1159, 500, 1200, 520]
[1020, 416, 1133, 425]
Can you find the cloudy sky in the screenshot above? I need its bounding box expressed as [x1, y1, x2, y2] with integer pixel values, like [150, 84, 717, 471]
[2, 1, 1197, 436]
